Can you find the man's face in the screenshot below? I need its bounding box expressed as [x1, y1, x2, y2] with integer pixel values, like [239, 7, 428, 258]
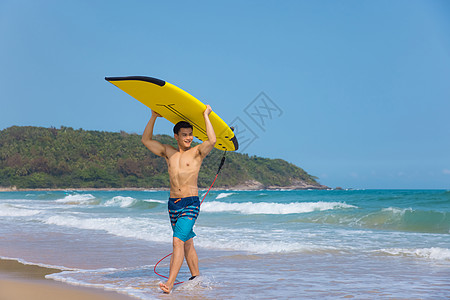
[175, 128, 193, 149]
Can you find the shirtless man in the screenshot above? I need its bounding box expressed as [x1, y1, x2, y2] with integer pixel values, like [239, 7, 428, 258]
[141, 105, 216, 294]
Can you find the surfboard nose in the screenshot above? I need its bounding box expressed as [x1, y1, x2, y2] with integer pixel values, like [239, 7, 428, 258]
[105, 76, 166, 87]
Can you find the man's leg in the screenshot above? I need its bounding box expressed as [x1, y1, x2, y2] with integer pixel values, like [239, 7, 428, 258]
[159, 237, 184, 293]
[184, 238, 199, 278]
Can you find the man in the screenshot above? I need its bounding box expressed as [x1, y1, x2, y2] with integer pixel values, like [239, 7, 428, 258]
[141, 105, 216, 293]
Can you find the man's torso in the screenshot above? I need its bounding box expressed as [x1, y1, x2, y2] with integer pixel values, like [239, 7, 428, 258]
[165, 145, 203, 198]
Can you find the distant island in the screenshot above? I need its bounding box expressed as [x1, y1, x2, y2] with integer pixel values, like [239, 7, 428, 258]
[0, 126, 328, 190]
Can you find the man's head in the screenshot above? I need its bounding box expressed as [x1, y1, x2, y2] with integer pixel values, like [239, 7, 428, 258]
[173, 121, 194, 150]
[173, 121, 193, 135]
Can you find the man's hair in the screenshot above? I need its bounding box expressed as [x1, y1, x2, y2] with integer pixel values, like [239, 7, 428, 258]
[173, 121, 193, 135]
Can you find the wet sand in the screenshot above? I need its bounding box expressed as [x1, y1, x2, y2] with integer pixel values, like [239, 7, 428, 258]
[0, 259, 133, 300]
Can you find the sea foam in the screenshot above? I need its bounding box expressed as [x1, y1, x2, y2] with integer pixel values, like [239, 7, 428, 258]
[196, 234, 340, 254]
[144, 199, 165, 204]
[0, 256, 74, 271]
[0, 203, 41, 217]
[216, 192, 235, 199]
[103, 196, 138, 208]
[200, 201, 356, 214]
[44, 215, 170, 243]
[55, 194, 97, 205]
[377, 247, 450, 261]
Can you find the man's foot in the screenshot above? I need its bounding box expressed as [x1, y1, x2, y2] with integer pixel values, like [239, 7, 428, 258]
[159, 282, 173, 294]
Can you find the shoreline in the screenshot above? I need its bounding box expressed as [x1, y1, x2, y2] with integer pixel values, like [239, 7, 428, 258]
[0, 184, 330, 193]
[0, 258, 133, 300]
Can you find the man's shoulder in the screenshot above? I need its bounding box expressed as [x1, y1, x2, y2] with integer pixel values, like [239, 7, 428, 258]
[162, 144, 177, 156]
[164, 144, 177, 150]
[190, 144, 209, 159]
[190, 144, 203, 153]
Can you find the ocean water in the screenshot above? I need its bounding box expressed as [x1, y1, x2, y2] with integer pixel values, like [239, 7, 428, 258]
[0, 189, 449, 299]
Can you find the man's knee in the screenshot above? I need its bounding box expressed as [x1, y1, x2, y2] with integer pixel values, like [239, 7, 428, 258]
[184, 237, 193, 246]
[184, 238, 196, 252]
[173, 237, 185, 248]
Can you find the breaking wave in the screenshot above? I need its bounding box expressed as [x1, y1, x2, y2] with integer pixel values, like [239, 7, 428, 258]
[376, 247, 450, 261]
[201, 201, 356, 214]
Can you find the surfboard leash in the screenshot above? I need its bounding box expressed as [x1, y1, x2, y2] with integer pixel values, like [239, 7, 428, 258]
[154, 151, 227, 285]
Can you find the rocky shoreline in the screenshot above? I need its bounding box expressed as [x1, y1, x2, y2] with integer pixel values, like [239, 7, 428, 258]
[219, 180, 329, 190]
[0, 180, 330, 192]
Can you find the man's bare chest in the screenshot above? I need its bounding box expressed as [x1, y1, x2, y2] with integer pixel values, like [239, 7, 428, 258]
[166, 152, 201, 174]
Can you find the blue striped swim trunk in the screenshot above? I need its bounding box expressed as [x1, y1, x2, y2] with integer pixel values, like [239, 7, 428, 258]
[168, 196, 200, 242]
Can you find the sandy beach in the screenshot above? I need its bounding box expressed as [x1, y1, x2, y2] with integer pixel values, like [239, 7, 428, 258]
[0, 259, 133, 300]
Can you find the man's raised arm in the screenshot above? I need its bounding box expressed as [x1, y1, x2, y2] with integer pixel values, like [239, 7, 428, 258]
[141, 111, 167, 157]
[198, 105, 216, 158]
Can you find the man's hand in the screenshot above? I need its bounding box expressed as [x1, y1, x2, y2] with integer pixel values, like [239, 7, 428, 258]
[203, 105, 212, 116]
[197, 104, 216, 158]
[152, 110, 162, 118]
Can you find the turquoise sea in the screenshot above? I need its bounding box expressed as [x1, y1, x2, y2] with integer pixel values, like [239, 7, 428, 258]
[0, 189, 449, 299]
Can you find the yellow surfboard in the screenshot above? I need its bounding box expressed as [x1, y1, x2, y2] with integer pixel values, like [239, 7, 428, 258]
[105, 76, 238, 151]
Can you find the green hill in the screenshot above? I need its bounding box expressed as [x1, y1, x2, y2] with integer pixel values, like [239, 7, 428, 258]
[0, 126, 327, 190]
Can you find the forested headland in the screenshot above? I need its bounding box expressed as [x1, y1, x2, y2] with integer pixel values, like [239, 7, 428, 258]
[0, 126, 327, 190]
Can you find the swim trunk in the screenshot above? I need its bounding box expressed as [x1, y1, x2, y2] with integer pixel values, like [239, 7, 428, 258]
[168, 196, 200, 242]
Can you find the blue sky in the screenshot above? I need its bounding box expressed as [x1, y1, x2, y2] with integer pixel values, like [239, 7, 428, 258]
[1, 0, 449, 189]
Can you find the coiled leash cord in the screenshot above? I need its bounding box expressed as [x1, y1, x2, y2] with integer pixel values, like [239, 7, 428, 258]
[153, 151, 227, 285]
